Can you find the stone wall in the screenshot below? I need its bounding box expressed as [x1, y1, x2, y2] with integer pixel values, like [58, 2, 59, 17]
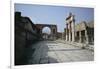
[15, 12, 40, 65]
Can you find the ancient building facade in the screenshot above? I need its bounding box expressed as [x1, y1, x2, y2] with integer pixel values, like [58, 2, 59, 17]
[65, 13, 94, 44]
[56, 32, 63, 39]
[75, 21, 94, 44]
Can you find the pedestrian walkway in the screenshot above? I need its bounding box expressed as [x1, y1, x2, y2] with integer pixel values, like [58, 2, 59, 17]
[28, 40, 94, 64]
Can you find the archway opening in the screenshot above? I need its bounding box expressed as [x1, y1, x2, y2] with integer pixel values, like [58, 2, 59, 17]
[42, 27, 51, 40]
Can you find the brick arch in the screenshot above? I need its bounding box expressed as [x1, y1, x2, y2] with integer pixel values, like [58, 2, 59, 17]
[35, 24, 57, 40]
[42, 26, 51, 34]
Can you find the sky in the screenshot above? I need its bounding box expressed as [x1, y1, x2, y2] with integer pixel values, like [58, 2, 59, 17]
[15, 3, 94, 32]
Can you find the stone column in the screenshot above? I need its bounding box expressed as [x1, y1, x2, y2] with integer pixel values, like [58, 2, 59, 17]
[85, 30, 89, 44]
[79, 31, 82, 43]
[69, 23, 71, 42]
[55, 27, 57, 39]
[71, 20, 75, 42]
[51, 28, 53, 40]
[66, 24, 68, 41]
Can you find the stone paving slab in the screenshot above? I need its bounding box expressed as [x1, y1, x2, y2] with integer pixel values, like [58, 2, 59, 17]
[28, 40, 94, 64]
[48, 52, 59, 63]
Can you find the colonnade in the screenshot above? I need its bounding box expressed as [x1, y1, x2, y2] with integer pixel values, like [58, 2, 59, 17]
[66, 13, 75, 42]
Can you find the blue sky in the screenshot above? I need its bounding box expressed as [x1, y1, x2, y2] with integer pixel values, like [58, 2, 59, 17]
[15, 3, 94, 32]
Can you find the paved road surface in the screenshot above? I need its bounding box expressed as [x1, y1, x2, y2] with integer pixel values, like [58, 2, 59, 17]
[28, 40, 94, 64]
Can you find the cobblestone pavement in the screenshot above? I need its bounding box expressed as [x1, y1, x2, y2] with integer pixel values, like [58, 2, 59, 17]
[28, 40, 94, 64]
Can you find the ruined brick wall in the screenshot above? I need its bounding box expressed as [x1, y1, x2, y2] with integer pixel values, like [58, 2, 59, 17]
[15, 12, 40, 65]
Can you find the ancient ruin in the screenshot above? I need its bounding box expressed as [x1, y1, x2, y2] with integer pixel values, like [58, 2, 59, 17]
[65, 13, 94, 45]
[66, 13, 75, 42]
[14, 12, 94, 65]
[35, 24, 57, 40]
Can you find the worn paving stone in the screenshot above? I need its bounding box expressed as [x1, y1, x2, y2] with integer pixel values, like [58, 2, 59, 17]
[28, 40, 94, 64]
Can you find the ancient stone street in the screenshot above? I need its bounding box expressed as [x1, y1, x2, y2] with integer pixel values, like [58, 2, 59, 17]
[14, 7, 94, 65]
[28, 40, 94, 64]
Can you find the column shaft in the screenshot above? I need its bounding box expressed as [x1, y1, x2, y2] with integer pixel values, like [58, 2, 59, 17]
[66, 24, 68, 41]
[85, 30, 89, 44]
[79, 31, 82, 43]
[69, 23, 71, 42]
[71, 21, 75, 42]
